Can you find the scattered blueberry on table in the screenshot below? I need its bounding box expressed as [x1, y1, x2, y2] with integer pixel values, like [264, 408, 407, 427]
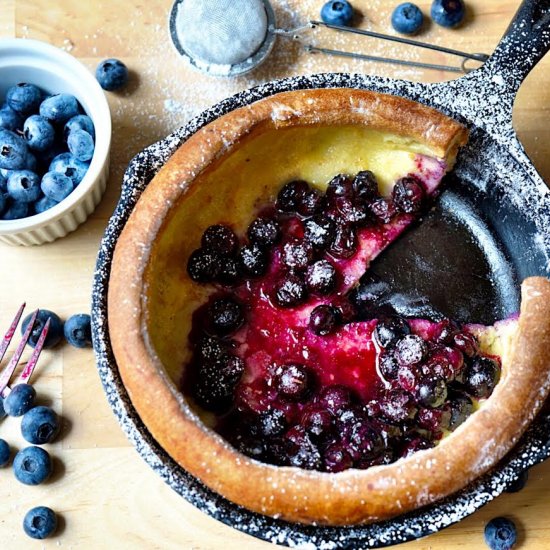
[64, 313, 93, 348]
[96, 58, 129, 91]
[21, 309, 64, 349]
[431, 0, 466, 28]
[0, 438, 11, 467]
[320, 0, 354, 26]
[23, 506, 57, 540]
[391, 3, 424, 34]
[506, 469, 529, 493]
[484, 517, 517, 550]
[4, 384, 37, 417]
[13, 446, 52, 486]
[21, 406, 60, 445]
[0, 83, 95, 220]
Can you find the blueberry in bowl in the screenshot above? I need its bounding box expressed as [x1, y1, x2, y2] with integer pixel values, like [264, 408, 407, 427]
[107, 88, 550, 526]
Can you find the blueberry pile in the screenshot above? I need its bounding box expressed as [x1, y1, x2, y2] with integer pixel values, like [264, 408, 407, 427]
[0, 82, 95, 220]
[184, 174, 503, 473]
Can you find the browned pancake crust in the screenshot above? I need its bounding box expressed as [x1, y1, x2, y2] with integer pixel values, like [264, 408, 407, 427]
[107, 89, 550, 526]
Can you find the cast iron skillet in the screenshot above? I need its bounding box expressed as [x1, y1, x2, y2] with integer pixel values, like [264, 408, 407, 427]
[92, 1, 550, 547]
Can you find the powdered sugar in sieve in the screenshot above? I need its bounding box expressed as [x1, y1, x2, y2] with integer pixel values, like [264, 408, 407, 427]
[170, 0, 277, 77]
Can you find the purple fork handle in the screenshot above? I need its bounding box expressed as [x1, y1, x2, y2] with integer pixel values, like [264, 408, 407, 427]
[0, 302, 25, 365]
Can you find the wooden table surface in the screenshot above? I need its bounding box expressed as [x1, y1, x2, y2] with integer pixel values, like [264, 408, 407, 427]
[0, 1, 549, 548]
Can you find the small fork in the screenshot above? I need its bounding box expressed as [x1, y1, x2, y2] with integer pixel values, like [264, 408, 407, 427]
[0, 303, 50, 402]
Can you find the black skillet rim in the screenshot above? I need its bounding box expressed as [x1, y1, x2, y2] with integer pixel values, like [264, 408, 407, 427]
[92, 72, 550, 549]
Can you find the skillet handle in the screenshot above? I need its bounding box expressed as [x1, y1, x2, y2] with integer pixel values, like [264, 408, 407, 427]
[483, 0, 550, 91]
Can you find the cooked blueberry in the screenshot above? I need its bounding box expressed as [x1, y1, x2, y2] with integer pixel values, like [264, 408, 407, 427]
[325, 173, 354, 200]
[23, 115, 55, 152]
[463, 356, 500, 398]
[13, 446, 52, 485]
[416, 375, 447, 408]
[397, 363, 422, 392]
[208, 297, 244, 335]
[276, 180, 309, 213]
[297, 188, 322, 216]
[347, 422, 386, 463]
[42, 170, 75, 206]
[395, 334, 428, 366]
[1, 200, 28, 220]
[0, 128, 29, 170]
[7, 170, 41, 203]
[0, 439, 10, 467]
[431, 0, 465, 28]
[195, 335, 225, 363]
[425, 347, 464, 380]
[448, 392, 473, 428]
[247, 216, 280, 248]
[452, 330, 478, 357]
[48, 153, 89, 186]
[201, 224, 238, 256]
[4, 384, 36, 417]
[309, 305, 340, 336]
[67, 129, 94, 162]
[379, 350, 399, 380]
[323, 443, 353, 472]
[401, 436, 432, 458]
[238, 244, 268, 277]
[276, 363, 310, 401]
[285, 426, 322, 470]
[282, 238, 313, 270]
[353, 170, 379, 202]
[187, 248, 222, 283]
[335, 197, 370, 225]
[23, 506, 57, 540]
[96, 58, 129, 91]
[506, 469, 529, 493]
[374, 316, 410, 348]
[233, 433, 265, 460]
[216, 353, 245, 384]
[319, 385, 352, 415]
[64, 114, 95, 141]
[6, 83, 42, 114]
[304, 215, 335, 250]
[433, 318, 459, 344]
[370, 197, 396, 223]
[328, 223, 357, 258]
[21, 406, 60, 445]
[40, 94, 80, 124]
[484, 517, 517, 550]
[21, 309, 63, 349]
[320, 0, 354, 26]
[274, 272, 307, 308]
[391, 2, 424, 34]
[417, 405, 451, 432]
[0, 105, 23, 131]
[392, 176, 425, 214]
[306, 259, 337, 295]
[301, 407, 333, 438]
[63, 313, 92, 348]
[34, 195, 59, 215]
[216, 257, 242, 286]
[380, 389, 417, 423]
[258, 409, 287, 437]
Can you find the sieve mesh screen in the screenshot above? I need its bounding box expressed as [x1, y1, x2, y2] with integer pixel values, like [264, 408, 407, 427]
[175, 0, 269, 66]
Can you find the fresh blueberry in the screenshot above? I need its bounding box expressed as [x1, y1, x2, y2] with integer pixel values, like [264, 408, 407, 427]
[187, 247, 222, 282]
[21, 406, 60, 445]
[34, 195, 59, 215]
[0, 191, 6, 215]
[0, 439, 10, 466]
[67, 129, 94, 162]
[7, 170, 41, 203]
[391, 3, 424, 34]
[41, 171, 74, 202]
[484, 517, 517, 550]
[23, 115, 55, 152]
[201, 224, 238, 256]
[506, 469, 529, 493]
[23, 506, 57, 540]
[4, 384, 36, 417]
[25, 151, 38, 172]
[21, 309, 64, 349]
[6, 83, 42, 114]
[0, 104, 24, 131]
[0, 128, 29, 170]
[431, 0, 465, 28]
[320, 0, 354, 26]
[48, 152, 89, 186]
[0, 171, 6, 192]
[1, 199, 28, 220]
[64, 114, 95, 141]
[40, 93, 80, 124]
[63, 313, 92, 348]
[96, 58, 129, 91]
[13, 446, 52, 485]
[0, 397, 5, 419]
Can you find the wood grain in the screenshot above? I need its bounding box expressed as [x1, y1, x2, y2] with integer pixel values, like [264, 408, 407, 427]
[0, 1, 549, 547]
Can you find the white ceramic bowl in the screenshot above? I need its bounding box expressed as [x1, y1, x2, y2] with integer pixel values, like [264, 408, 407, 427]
[0, 38, 111, 246]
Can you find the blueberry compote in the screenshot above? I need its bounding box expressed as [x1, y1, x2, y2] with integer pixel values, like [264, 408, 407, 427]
[184, 171, 501, 473]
